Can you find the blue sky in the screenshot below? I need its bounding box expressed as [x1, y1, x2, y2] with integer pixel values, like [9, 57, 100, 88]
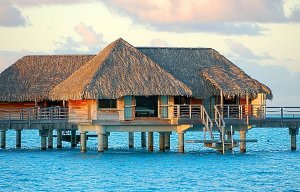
[0, 0, 300, 106]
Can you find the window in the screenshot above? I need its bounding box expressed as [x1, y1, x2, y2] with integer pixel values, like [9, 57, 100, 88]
[174, 96, 190, 105]
[98, 99, 117, 109]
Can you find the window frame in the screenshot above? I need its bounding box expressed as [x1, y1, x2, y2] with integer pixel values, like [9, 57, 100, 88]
[98, 99, 117, 110]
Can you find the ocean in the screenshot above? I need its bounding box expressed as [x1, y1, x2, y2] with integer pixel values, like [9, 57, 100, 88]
[0, 128, 299, 191]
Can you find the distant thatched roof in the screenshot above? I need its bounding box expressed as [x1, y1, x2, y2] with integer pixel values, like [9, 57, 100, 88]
[0, 55, 94, 102]
[49, 38, 192, 100]
[138, 47, 272, 99]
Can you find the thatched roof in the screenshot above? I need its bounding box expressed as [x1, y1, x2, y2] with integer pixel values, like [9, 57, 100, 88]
[138, 47, 272, 99]
[0, 38, 272, 102]
[201, 66, 272, 99]
[0, 55, 95, 102]
[49, 38, 192, 100]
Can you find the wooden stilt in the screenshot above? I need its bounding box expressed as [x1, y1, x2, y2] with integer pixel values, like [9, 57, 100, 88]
[159, 132, 165, 151]
[16, 130, 21, 148]
[148, 132, 153, 151]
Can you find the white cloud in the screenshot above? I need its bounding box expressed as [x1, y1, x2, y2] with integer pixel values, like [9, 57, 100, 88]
[103, 0, 300, 35]
[225, 39, 273, 60]
[148, 39, 169, 47]
[0, 1, 26, 27]
[53, 22, 106, 54]
[13, 0, 93, 7]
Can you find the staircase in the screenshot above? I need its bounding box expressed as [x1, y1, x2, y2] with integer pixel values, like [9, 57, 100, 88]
[201, 106, 236, 154]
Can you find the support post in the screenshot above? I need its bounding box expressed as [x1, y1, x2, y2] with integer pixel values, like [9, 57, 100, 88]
[41, 136, 47, 150]
[48, 129, 53, 149]
[141, 132, 146, 148]
[129, 132, 134, 149]
[220, 89, 223, 117]
[165, 132, 171, 150]
[80, 132, 87, 153]
[98, 133, 104, 153]
[57, 130, 62, 148]
[103, 133, 108, 150]
[178, 132, 184, 153]
[148, 132, 153, 151]
[240, 130, 247, 153]
[16, 130, 21, 148]
[289, 128, 299, 150]
[246, 93, 249, 124]
[1, 130, 6, 149]
[71, 130, 77, 147]
[159, 132, 165, 151]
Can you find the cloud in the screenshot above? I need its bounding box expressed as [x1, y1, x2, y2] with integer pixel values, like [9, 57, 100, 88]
[74, 23, 105, 49]
[13, 0, 93, 7]
[54, 22, 106, 54]
[225, 39, 273, 60]
[103, 0, 298, 35]
[148, 39, 169, 47]
[0, 1, 26, 27]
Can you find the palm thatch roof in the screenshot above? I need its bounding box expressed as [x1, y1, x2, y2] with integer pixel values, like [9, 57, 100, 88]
[49, 38, 192, 100]
[0, 38, 272, 102]
[0, 55, 95, 102]
[138, 47, 272, 99]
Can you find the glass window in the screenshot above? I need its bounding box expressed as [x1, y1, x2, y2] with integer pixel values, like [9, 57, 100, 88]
[98, 99, 117, 109]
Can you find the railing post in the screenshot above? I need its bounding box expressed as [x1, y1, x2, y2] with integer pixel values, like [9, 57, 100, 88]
[178, 105, 180, 118]
[189, 105, 192, 118]
[281, 107, 284, 119]
[227, 106, 230, 119]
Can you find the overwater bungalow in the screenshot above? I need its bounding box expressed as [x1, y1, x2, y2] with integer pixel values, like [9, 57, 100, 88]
[1, 38, 288, 153]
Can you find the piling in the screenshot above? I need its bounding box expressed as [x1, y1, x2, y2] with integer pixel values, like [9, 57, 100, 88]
[104, 133, 108, 150]
[57, 130, 62, 148]
[129, 132, 134, 148]
[165, 132, 171, 150]
[240, 130, 247, 153]
[16, 130, 21, 148]
[141, 132, 146, 148]
[1, 130, 6, 149]
[41, 136, 47, 150]
[48, 130, 53, 149]
[159, 132, 165, 151]
[71, 130, 77, 147]
[80, 132, 87, 153]
[148, 132, 153, 151]
[98, 133, 104, 153]
[289, 128, 299, 150]
[178, 132, 184, 153]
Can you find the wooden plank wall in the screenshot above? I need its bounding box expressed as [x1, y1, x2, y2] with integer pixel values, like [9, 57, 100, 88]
[0, 102, 35, 119]
[68, 100, 97, 122]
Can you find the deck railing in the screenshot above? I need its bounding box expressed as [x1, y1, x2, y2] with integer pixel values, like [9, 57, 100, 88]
[0, 107, 69, 120]
[215, 105, 300, 120]
[173, 104, 214, 137]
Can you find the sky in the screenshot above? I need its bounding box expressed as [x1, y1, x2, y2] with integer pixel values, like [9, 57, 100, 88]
[0, 0, 300, 106]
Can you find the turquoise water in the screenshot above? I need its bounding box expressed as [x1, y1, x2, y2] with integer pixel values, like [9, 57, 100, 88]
[1, 128, 299, 191]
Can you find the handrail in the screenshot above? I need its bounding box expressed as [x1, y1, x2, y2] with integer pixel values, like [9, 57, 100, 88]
[214, 106, 226, 153]
[201, 105, 213, 140]
[0, 107, 69, 120]
[215, 104, 300, 120]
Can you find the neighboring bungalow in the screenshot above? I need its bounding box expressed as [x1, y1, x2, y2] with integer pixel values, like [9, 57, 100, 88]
[0, 38, 273, 153]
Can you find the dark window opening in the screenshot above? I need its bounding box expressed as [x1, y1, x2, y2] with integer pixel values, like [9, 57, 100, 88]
[174, 96, 190, 105]
[98, 99, 117, 109]
[135, 96, 158, 117]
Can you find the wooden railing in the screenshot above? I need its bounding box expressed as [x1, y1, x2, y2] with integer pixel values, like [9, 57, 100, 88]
[173, 104, 214, 138]
[215, 105, 300, 120]
[0, 107, 69, 120]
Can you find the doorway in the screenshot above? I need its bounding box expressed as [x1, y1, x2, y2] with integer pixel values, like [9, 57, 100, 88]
[135, 96, 158, 117]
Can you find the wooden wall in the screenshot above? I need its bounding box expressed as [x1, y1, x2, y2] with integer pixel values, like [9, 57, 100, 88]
[68, 100, 97, 123]
[0, 102, 35, 119]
